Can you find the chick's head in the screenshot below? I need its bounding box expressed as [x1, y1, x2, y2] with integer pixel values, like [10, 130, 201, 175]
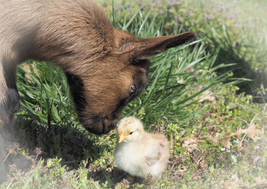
[117, 116, 144, 143]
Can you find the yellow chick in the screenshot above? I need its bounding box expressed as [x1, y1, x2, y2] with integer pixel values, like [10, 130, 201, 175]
[114, 116, 170, 182]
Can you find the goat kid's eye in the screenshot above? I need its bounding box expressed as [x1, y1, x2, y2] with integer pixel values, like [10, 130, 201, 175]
[130, 83, 136, 93]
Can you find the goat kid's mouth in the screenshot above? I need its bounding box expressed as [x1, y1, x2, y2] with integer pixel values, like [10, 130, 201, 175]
[81, 116, 118, 135]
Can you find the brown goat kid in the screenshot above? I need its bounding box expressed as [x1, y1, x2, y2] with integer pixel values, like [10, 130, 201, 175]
[0, 0, 196, 135]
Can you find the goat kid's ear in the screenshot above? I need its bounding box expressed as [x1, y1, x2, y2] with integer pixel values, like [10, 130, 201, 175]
[116, 31, 197, 60]
[137, 32, 197, 59]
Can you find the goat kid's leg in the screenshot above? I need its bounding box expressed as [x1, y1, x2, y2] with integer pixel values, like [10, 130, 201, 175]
[0, 65, 29, 183]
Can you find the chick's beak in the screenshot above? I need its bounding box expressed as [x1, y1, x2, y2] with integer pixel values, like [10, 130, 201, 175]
[118, 132, 126, 143]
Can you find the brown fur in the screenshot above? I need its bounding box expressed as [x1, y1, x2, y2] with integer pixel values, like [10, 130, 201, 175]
[0, 0, 196, 135]
[0, 0, 195, 182]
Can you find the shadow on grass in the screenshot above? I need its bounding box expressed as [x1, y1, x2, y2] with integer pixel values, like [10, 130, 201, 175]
[87, 166, 146, 188]
[207, 35, 267, 103]
[13, 115, 106, 171]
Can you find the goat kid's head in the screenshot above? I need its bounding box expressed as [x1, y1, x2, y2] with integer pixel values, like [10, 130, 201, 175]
[64, 29, 196, 135]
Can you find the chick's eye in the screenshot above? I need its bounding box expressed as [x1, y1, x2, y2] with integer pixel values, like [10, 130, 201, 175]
[129, 131, 133, 135]
[130, 83, 136, 93]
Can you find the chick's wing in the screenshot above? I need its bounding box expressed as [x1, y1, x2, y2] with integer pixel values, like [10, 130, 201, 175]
[144, 137, 167, 166]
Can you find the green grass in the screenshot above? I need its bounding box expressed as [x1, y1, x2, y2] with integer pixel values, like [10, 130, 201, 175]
[1, 0, 267, 188]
